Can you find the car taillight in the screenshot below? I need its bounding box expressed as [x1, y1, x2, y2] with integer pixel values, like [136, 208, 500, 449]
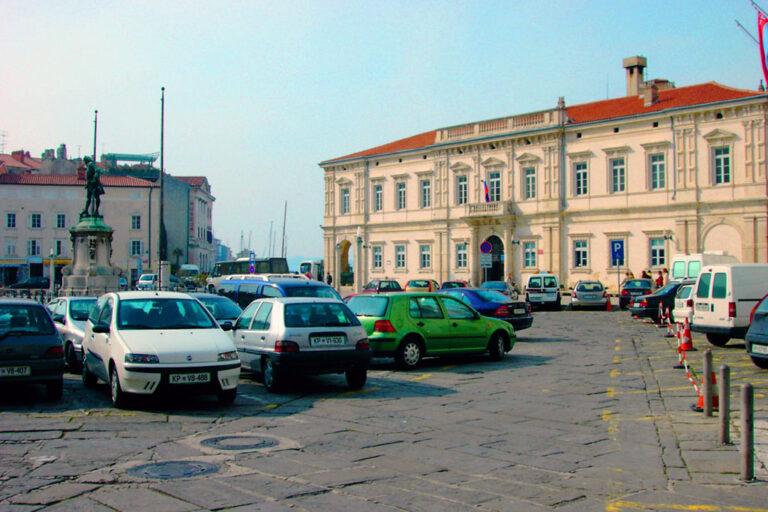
[528, 288, 541, 293]
[526, 303, 532, 314]
[621, 290, 629, 296]
[45, 346, 63, 358]
[728, 302, 736, 319]
[494, 305, 510, 317]
[373, 320, 396, 333]
[572, 292, 578, 299]
[640, 299, 648, 307]
[274, 340, 299, 353]
[602, 291, 607, 298]
[356, 339, 370, 350]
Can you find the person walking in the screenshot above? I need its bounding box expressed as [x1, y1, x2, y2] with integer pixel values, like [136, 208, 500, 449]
[326, 274, 333, 286]
[655, 271, 664, 288]
[662, 268, 669, 286]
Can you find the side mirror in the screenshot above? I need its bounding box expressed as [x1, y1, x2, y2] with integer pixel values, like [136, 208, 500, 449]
[53, 314, 65, 323]
[220, 321, 234, 331]
[92, 324, 110, 334]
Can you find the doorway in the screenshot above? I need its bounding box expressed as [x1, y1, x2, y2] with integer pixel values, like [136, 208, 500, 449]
[483, 235, 504, 282]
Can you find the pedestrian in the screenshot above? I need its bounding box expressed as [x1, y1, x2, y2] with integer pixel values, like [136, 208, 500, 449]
[506, 273, 515, 294]
[326, 274, 333, 286]
[655, 271, 664, 288]
[662, 268, 669, 286]
[641, 270, 651, 279]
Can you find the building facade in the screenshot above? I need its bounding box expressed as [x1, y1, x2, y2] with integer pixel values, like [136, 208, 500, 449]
[176, 176, 215, 274]
[320, 57, 768, 293]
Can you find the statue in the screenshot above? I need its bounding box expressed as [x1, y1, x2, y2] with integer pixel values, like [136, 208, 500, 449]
[80, 156, 104, 218]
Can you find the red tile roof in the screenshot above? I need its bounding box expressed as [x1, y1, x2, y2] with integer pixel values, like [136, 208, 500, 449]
[0, 154, 33, 170]
[175, 176, 206, 186]
[322, 82, 766, 164]
[0, 174, 158, 187]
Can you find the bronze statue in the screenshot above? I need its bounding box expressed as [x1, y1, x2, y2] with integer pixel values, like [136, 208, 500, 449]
[80, 156, 104, 218]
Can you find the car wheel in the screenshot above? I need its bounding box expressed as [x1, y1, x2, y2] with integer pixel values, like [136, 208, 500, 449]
[66, 343, 81, 373]
[395, 338, 422, 370]
[218, 388, 237, 404]
[488, 332, 506, 361]
[47, 378, 63, 401]
[706, 333, 730, 347]
[750, 355, 768, 369]
[81, 359, 97, 388]
[345, 366, 367, 390]
[262, 358, 281, 393]
[110, 366, 128, 409]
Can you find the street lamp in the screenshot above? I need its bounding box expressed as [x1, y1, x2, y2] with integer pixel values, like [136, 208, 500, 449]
[48, 248, 55, 297]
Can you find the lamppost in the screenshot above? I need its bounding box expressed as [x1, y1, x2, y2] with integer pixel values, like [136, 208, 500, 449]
[355, 227, 364, 294]
[335, 242, 341, 292]
[48, 248, 55, 297]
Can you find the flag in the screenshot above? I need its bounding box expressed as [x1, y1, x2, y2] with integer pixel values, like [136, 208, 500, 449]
[758, 11, 768, 87]
[482, 180, 490, 202]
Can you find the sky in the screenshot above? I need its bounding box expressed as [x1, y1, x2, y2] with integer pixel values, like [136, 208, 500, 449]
[2, 1, 767, 261]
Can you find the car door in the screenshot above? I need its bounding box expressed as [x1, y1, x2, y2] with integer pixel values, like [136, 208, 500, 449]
[693, 271, 714, 325]
[87, 296, 114, 381]
[247, 302, 274, 364]
[408, 296, 451, 354]
[232, 301, 261, 370]
[438, 296, 486, 352]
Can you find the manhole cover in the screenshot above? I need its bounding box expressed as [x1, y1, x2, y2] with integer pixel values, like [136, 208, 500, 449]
[127, 461, 219, 480]
[201, 435, 278, 451]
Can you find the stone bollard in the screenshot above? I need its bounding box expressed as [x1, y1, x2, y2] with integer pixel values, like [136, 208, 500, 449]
[703, 349, 713, 417]
[741, 383, 754, 482]
[719, 365, 730, 445]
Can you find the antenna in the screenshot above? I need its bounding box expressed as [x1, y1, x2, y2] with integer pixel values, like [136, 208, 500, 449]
[736, 19, 759, 45]
[0, 131, 7, 154]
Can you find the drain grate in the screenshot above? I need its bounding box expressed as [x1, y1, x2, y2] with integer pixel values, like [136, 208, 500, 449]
[201, 435, 279, 451]
[128, 460, 219, 480]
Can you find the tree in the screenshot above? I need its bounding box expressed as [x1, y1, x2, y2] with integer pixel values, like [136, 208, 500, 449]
[172, 248, 183, 266]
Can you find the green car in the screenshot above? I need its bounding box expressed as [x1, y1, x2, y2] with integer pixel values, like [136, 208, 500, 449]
[346, 293, 516, 369]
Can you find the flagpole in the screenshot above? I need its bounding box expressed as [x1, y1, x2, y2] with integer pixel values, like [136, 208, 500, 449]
[159, 87, 165, 279]
[92, 110, 98, 161]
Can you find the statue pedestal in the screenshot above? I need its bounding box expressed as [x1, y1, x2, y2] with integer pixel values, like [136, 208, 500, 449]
[61, 216, 121, 296]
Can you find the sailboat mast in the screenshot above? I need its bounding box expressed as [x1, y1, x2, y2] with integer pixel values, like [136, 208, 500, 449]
[281, 201, 287, 258]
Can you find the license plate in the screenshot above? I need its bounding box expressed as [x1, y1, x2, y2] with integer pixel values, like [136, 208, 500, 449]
[169, 372, 210, 384]
[695, 303, 709, 312]
[310, 335, 346, 346]
[752, 344, 768, 355]
[513, 308, 525, 315]
[0, 366, 31, 377]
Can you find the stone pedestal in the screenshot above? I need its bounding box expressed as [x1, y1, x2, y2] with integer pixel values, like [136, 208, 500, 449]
[61, 216, 121, 296]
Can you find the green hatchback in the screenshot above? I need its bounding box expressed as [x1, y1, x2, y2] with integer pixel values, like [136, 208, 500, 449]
[346, 293, 516, 369]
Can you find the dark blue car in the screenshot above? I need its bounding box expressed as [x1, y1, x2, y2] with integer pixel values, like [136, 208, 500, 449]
[745, 294, 768, 369]
[438, 288, 533, 331]
[218, 277, 342, 309]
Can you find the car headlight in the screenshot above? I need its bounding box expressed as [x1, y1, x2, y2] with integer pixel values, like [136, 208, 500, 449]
[218, 351, 239, 361]
[125, 353, 159, 364]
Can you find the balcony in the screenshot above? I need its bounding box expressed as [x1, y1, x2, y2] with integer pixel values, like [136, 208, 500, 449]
[462, 201, 515, 224]
[435, 106, 567, 144]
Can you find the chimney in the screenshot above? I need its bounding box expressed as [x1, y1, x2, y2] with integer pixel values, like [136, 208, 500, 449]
[623, 55, 647, 96]
[644, 84, 659, 107]
[11, 150, 24, 163]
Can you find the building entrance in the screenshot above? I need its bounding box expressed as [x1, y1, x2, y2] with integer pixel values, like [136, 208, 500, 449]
[483, 235, 504, 282]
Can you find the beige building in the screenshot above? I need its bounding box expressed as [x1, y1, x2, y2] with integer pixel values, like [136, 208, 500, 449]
[320, 56, 768, 293]
[0, 173, 159, 286]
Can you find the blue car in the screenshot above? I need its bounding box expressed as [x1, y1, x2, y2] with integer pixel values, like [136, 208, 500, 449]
[438, 288, 533, 331]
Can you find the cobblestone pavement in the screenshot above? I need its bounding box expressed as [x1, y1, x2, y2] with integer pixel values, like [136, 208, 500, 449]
[1, 304, 766, 511]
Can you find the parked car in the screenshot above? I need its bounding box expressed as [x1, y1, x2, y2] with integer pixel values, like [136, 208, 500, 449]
[404, 279, 439, 292]
[524, 273, 561, 310]
[361, 279, 403, 294]
[672, 281, 696, 326]
[0, 298, 64, 399]
[481, 281, 511, 296]
[745, 293, 768, 369]
[628, 282, 684, 323]
[219, 277, 342, 309]
[81, 291, 241, 408]
[439, 288, 533, 331]
[8, 277, 50, 289]
[346, 293, 516, 370]
[670, 252, 739, 281]
[439, 280, 468, 290]
[691, 263, 768, 346]
[619, 278, 654, 309]
[230, 297, 371, 392]
[118, 277, 128, 291]
[46, 296, 97, 371]
[190, 293, 242, 326]
[570, 280, 609, 309]
[136, 274, 157, 291]
[178, 264, 200, 291]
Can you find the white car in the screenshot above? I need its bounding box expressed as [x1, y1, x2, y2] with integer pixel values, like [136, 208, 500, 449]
[47, 296, 97, 372]
[672, 282, 695, 326]
[81, 291, 240, 408]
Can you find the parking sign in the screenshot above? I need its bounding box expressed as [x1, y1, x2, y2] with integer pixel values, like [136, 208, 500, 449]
[611, 241, 624, 264]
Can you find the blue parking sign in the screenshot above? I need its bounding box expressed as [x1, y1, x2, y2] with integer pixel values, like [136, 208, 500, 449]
[611, 240, 624, 263]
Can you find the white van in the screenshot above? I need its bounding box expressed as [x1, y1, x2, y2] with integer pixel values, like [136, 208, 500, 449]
[670, 252, 739, 281]
[524, 273, 561, 310]
[691, 263, 768, 346]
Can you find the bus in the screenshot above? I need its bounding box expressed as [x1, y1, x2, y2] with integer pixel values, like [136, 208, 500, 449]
[299, 260, 324, 281]
[206, 257, 289, 293]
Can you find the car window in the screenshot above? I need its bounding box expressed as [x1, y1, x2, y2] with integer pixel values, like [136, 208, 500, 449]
[0, 304, 56, 336]
[624, 280, 650, 289]
[117, 298, 216, 329]
[347, 296, 389, 317]
[409, 297, 444, 319]
[656, 284, 677, 295]
[199, 297, 242, 320]
[261, 285, 283, 298]
[441, 297, 476, 319]
[676, 285, 692, 299]
[528, 277, 542, 288]
[236, 301, 261, 330]
[53, 300, 66, 317]
[408, 280, 428, 288]
[688, 261, 702, 278]
[97, 298, 114, 325]
[363, 281, 377, 291]
[238, 283, 262, 308]
[712, 272, 728, 299]
[671, 261, 686, 279]
[283, 285, 341, 300]
[286, 302, 359, 327]
[576, 282, 603, 292]
[70, 299, 96, 321]
[251, 302, 273, 331]
[89, 297, 107, 323]
[695, 272, 712, 299]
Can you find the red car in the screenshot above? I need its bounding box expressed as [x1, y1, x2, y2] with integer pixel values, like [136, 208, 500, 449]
[360, 279, 403, 294]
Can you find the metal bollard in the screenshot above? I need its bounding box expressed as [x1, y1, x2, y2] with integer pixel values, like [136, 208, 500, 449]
[719, 365, 730, 445]
[741, 383, 754, 481]
[703, 349, 713, 417]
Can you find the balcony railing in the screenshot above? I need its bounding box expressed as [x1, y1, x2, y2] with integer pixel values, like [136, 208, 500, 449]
[465, 201, 515, 218]
[436, 107, 565, 143]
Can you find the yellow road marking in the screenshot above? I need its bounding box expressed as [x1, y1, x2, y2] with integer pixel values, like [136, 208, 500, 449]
[615, 346, 621, 351]
[338, 386, 380, 397]
[607, 387, 615, 398]
[36, 411, 136, 418]
[610, 369, 621, 378]
[613, 356, 621, 362]
[441, 365, 455, 370]
[606, 501, 768, 511]
[410, 374, 431, 382]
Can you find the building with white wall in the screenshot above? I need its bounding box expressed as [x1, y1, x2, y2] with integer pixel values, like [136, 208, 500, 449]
[320, 56, 768, 293]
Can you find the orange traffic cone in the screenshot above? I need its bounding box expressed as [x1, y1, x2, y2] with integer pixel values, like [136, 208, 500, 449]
[680, 317, 696, 352]
[691, 371, 719, 412]
[657, 303, 666, 327]
[674, 323, 685, 369]
[606, 298, 613, 311]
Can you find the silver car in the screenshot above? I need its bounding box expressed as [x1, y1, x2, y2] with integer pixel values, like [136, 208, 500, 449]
[231, 297, 371, 393]
[47, 296, 97, 371]
[570, 280, 609, 309]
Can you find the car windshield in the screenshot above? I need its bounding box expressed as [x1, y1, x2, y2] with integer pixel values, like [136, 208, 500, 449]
[408, 280, 430, 288]
[576, 282, 603, 292]
[347, 296, 389, 317]
[117, 298, 216, 330]
[474, 289, 510, 302]
[284, 302, 360, 327]
[624, 280, 650, 289]
[0, 304, 55, 338]
[139, 275, 155, 282]
[677, 285, 693, 299]
[283, 286, 342, 300]
[441, 282, 464, 289]
[656, 284, 678, 295]
[196, 297, 242, 320]
[543, 277, 558, 288]
[69, 299, 96, 321]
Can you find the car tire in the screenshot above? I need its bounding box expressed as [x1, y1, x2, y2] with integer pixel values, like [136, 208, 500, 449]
[750, 355, 768, 369]
[262, 358, 281, 393]
[218, 388, 237, 404]
[488, 332, 506, 361]
[66, 343, 81, 373]
[47, 378, 63, 401]
[395, 337, 422, 370]
[706, 333, 730, 347]
[81, 359, 97, 388]
[110, 366, 128, 409]
[345, 366, 367, 390]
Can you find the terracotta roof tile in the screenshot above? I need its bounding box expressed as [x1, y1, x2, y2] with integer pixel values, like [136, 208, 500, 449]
[322, 130, 437, 164]
[175, 176, 206, 186]
[0, 174, 158, 187]
[0, 155, 33, 170]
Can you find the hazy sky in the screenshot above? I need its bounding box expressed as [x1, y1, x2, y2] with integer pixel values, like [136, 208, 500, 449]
[2, 1, 765, 259]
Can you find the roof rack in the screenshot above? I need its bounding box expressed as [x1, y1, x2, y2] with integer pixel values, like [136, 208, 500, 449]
[221, 273, 310, 282]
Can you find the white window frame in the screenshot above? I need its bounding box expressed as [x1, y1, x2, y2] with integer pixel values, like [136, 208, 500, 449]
[456, 175, 468, 205]
[5, 238, 17, 256]
[395, 245, 406, 269]
[610, 157, 625, 193]
[30, 213, 42, 229]
[650, 238, 665, 267]
[28, 239, 41, 256]
[6, 212, 16, 229]
[488, 170, 501, 202]
[130, 240, 144, 257]
[420, 179, 431, 209]
[573, 239, 588, 268]
[456, 243, 467, 268]
[523, 241, 536, 268]
[650, 153, 665, 190]
[131, 215, 142, 230]
[523, 167, 536, 200]
[713, 146, 731, 184]
[574, 162, 588, 196]
[56, 214, 66, 229]
[373, 184, 383, 212]
[340, 188, 350, 215]
[419, 244, 431, 269]
[372, 246, 382, 268]
[54, 239, 64, 256]
[396, 182, 406, 210]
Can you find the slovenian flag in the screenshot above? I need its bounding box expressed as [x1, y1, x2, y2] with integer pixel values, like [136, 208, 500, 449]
[482, 180, 490, 202]
[758, 11, 768, 87]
